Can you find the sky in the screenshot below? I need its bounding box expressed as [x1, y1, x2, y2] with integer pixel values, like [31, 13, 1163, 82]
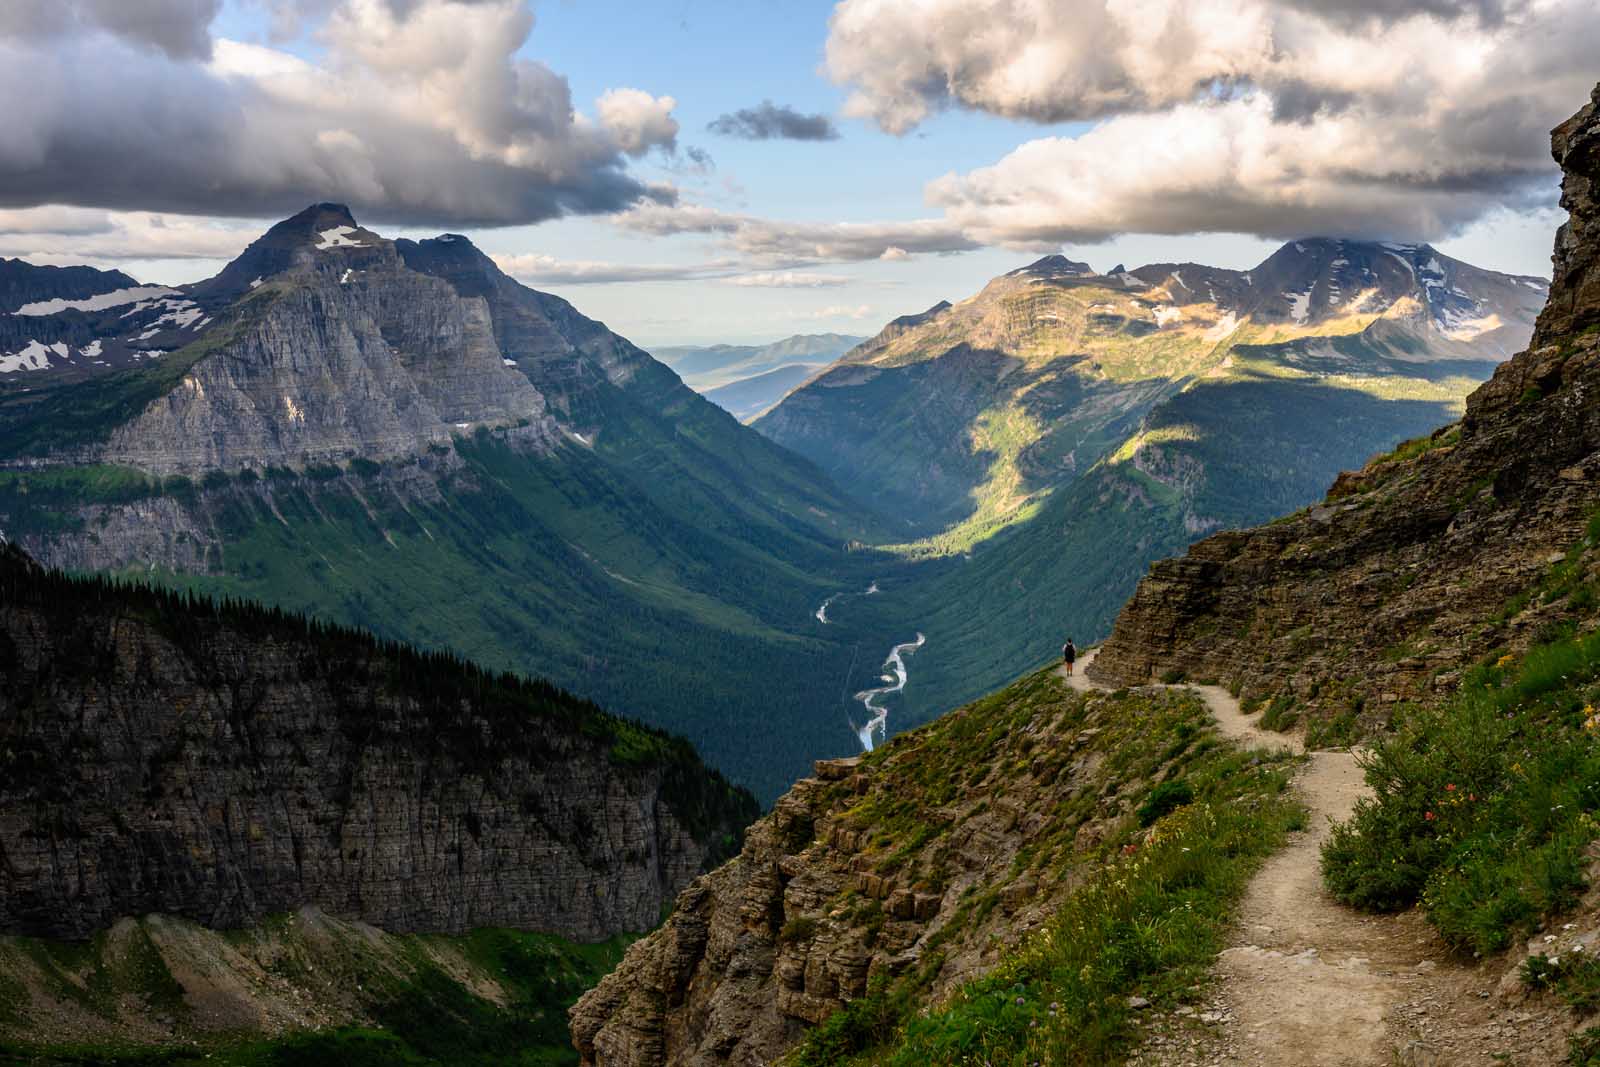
[0, 0, 1590, 346]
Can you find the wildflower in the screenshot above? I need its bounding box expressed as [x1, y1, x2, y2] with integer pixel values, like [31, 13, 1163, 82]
[1445, 783, 1456, 792]
[1424, 811, 1436, 821]
[1497, 653, 1516, 669]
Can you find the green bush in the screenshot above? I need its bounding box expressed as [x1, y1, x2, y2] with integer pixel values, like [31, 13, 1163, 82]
[1323, 629, 1600, 954]
[1136, 779, 1194, 827]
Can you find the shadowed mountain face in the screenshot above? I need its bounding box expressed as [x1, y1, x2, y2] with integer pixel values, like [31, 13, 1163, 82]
[755, 240, 1546, 542]
[0, 540, 757, 942]
[0, 206, 889, 802]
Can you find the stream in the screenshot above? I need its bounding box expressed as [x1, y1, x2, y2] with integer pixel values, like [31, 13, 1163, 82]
[854, 632, 926, 752]
[814, 580, 879, 624]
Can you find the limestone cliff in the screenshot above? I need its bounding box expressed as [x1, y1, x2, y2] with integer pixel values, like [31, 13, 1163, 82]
[0, 543, 757, 942]
[1089, 85, 1600, 723]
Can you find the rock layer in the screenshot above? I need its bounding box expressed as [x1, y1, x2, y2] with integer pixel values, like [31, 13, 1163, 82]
[0, 544, 756, 941]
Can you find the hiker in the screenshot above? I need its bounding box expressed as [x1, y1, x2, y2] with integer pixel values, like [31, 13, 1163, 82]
[1062, 638, 1077, 675]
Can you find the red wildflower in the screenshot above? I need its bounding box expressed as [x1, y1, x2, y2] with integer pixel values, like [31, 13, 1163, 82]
[1424, 811, 1436, 821]
[1445, 783, 1457, 792]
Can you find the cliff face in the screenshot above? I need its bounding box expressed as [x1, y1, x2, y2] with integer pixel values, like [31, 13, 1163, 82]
[0, 544, 757, 941]
[1089, 85, 1600, 718]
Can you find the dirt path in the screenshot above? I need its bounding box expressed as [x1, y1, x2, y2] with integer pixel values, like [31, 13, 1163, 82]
[1060, 650, 1558, 1066]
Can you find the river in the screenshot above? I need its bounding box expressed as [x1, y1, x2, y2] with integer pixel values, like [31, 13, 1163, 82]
[814, 580, 879, 624]
[854, 632, 926, 751]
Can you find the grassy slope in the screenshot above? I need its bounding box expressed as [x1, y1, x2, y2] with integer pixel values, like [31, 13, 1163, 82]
[1316, 506, 1600, 1063]
[0, 920, 631, 1067]
[778, 667, 1303, 1066]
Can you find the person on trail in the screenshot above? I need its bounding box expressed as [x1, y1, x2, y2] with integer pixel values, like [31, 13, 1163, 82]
[1062, 638, 1077, 675]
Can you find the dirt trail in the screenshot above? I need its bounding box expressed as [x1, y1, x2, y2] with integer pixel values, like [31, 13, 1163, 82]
[1060, 649, 1556, 1066]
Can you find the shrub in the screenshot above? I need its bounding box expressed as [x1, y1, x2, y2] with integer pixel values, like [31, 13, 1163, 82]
[780, 916, 820, 944]
[1258, 695, 1299, 733]
[1323, 628, 1600, 954]
[1137, 780, 1194, 827]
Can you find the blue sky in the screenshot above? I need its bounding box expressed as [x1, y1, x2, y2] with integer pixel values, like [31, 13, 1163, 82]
[5, 0, 1579, 348]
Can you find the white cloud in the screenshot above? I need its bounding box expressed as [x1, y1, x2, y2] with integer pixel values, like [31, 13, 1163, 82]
[0, 207, 255, 263]
[826, 0, 1595, 244]
[615, 203, 978, 263]
[793, 303, 876, 320]
[595, 88, 680, 157]
[724, 271, 852, 288]
[0, 0, 681, 226]
[491, 251, 736, 285]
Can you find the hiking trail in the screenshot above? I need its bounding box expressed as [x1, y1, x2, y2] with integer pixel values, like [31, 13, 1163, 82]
[1060, 649, 1565, 1066]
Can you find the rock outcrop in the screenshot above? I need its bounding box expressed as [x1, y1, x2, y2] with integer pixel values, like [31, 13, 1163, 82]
[1090, 84, 1600, 720]
[0, 543, 757, 941]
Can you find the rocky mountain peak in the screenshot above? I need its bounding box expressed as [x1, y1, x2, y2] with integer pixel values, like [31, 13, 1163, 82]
[1011, 253, 1095, 277]
[191, 201, 392, 303]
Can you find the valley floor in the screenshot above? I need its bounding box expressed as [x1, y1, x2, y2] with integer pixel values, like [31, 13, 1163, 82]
[1064, 651, 1574, 1066]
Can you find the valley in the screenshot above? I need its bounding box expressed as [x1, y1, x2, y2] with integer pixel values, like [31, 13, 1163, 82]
[7, 4, 1600, 1067]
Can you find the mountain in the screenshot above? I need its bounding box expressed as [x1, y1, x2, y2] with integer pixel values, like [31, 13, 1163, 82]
[0, 205, 889, 802]
[703, 362, 820, 421]
[573, 673, 1300, 1066]
[1088, 88, 1600, 715]
[0, 538, 756, 1060]
[569, 81, 1600, 1067]
[652, 332, 865, 392]
[749, 241, 1545, 742]
[755, 240, 1546, 542]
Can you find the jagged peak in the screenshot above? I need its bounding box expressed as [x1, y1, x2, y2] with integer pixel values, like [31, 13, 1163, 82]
[886, 300, 950, 329]
[1011, 253, 1095, 278]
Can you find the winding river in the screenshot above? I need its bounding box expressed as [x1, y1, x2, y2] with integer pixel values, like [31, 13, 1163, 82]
[814, 580, 879, 624]
[854, 632, 926, 752]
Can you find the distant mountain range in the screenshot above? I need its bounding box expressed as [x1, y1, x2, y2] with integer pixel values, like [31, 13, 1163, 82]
[0, 204, 886, 801]
[652, 333, 865, 392]
[757, 240, 1546, 541]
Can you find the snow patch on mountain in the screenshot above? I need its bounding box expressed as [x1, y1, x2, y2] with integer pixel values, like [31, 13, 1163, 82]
[1285, 289, 1311, 324]
[315, 227, 365, 251]
[0, 340, 66, 373]
[13, 286, 179, 316]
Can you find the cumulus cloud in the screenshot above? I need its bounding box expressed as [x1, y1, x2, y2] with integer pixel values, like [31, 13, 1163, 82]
[0, 0, 681, 227]
[617, 203, 978, 263]
[596, 88, 680, 157]
[0, 0, 221, 59]
[825, 0, 1594, 244]
[708, 101, 840, 142]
